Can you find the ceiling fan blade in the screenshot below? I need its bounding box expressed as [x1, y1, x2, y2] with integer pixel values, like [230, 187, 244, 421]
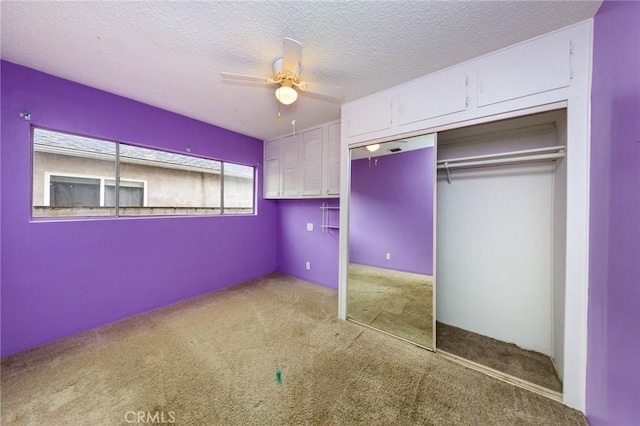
[220, 72, 274, 84]
[281, 37, 303, 74]
[297, 81, 344, 100]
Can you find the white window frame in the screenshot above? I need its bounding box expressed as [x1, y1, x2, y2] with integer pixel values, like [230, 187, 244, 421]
[44, 171, 147, 207]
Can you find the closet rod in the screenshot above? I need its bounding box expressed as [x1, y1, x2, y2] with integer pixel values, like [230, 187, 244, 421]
[437, 152, 565, 171]
[437, 145, 565, 166]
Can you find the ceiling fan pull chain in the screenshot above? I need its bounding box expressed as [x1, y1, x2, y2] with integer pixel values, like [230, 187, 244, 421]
[276, 99, 282, 124]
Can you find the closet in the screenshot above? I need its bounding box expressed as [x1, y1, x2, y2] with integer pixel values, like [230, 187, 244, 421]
[435, 109, 567, 396]
[340, 20, 591, 410]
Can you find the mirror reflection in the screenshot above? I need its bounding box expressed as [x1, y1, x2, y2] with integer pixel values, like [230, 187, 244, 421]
[347, 134, 435, 349]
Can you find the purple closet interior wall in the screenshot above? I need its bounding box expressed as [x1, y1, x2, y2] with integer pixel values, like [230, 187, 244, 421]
[0, 61, 277, 357]
[349, 148, 434, 275]
[587, 1, 640, 425]
[276, 199, 340, 289]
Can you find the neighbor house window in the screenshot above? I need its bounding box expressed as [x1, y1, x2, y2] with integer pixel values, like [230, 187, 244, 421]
[104, 179, 145, 207]
[49, 175, 101, 207]
[44, 174, 146, 209]
[32, 128, 255, 218]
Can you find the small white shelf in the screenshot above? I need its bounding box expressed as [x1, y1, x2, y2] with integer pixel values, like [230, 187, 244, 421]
[321, 202, 340, 232]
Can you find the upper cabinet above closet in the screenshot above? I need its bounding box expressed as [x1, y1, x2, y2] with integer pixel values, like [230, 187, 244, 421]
[476, 30, 572, 107]
[264, 119, 341, 199]
[344, 96, 393, 138]
[397, 66, 468, 126]
[342, 67, 468, 140]
[342, 22, 590, 146]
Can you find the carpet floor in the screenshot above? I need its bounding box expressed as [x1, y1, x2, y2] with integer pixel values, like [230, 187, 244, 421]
[347, 263, 433, 348]
[436, 322, 563, 393]
[1, 273, 585, 425]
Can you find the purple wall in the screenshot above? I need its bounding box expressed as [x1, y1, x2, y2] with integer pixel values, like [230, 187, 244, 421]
[587, 2, 640, 425]
[0, 61, 277, 357]
[349, 148, 434, 275]
[276, 199, 340, 289]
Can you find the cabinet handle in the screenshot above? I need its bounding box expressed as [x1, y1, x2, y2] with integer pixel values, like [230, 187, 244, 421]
[479, 81, 484, 93]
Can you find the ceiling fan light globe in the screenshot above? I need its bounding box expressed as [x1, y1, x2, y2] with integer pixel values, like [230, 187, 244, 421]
[275, 86, 298, 105]
[366, 144, 380, 152]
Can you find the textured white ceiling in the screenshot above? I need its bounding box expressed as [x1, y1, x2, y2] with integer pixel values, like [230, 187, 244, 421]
[1, 1, 601, 140]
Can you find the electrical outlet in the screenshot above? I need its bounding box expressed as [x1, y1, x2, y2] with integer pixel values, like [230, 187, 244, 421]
[305, 262, 311, 270]
[306, 223, 313, 232]
[386, 253, 391, 260]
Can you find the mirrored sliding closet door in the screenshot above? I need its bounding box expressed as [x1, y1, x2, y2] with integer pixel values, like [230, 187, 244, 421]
[347, 134, 436, 349]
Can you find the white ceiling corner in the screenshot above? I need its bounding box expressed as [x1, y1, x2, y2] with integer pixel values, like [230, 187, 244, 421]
[1, 1, 601, 141]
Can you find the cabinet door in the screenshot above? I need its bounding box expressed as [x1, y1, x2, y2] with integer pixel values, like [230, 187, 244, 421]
[264, 139, 280, 198]
[477, 32, 571, 107]
[301, 127, 323, 196]
[345, 97, 393, 138]
[398, 67, 467, 125]
[326, 122, 341, 195]
[280, 134, 299, 197]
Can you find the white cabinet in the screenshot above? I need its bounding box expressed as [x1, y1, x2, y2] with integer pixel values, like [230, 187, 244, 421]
[345, 96, 393, 138]
[263, 135, 299, 198]
[398, 66, 468, 126]
[342, 25, 579, 146]
[477, 31, 571, 107]
[301, 127, 323, 196]
[263, 120, 340, 199]
[281, 134, 299, 197]
[342, 69, 469, 145]
[264, 139, 281, 197]
[326, 122, 341, 195]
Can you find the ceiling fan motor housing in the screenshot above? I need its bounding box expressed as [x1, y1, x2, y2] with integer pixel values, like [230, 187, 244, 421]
[273, 57, 301, 83]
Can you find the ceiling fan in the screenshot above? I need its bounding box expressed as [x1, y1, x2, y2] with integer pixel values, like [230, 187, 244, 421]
[220, 37, 343, 106]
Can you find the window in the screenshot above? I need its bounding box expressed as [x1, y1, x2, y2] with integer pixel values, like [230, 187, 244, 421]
[223, 163, 255, 214]
[33, 131, 117, 217]
[32, 128, 255, 218]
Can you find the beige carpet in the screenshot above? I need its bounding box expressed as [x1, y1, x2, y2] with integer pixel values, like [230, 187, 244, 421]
[1, 273, 585, 425]
[436, 322, 563, 393]
[348, 263, 433, 348]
